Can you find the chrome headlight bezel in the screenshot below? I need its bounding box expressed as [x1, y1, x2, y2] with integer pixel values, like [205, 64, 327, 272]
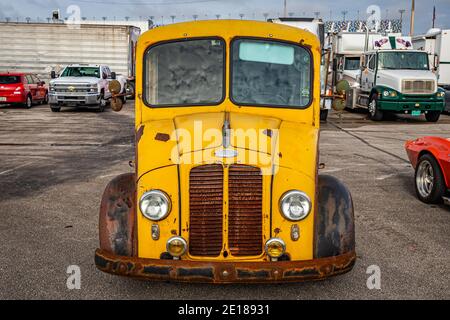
[436, 91, 445, 98]
[139, 190, 171, 221]
[279, 190, 312, 221]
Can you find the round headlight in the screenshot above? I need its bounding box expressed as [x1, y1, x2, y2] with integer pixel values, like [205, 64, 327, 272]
[265, 238, 286, 258]
[166, 236, 187, 257]
[437, 91, 445, 98]
[139, 190, 171, 221]
[279, 190, 311, 221]
[383, 90, 390, 97]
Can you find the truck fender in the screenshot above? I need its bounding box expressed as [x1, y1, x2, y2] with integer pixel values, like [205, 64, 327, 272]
[98, 173, 136, 257]
[314, 175, 355, 258]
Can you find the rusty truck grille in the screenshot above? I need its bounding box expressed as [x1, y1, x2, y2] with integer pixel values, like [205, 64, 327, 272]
[189, 165, 224, 256]
[228, 165, 263, 256]
[402, 80, 435, 94]
[189, 164, 263, 257]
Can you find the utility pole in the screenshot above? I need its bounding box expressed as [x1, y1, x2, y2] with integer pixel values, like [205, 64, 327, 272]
[341, 10, 348, 21]
[410, 0, 415, 35]
[283, 0, 287, 17]
[432, 6, 436, 28]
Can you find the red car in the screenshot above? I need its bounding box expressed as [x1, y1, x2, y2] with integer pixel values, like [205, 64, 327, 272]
[405, 136, 450, 204]
[0, 72, 48, 108]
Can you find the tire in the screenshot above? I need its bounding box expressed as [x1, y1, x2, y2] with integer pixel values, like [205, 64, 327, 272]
[414, 154, 446, 204]
[50, 105, 61, 112]
[368, 94, 383, 121]
[320, 109, 328, 121]
[97, 92, 106, 112]
[42, 92, 49, 105]
[24, 95, 32, 109]
[127, 81, 135, 100]
[425, 111, 440, 122]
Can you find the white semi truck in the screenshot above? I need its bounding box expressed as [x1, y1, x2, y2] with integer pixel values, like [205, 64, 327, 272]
[332, 33, 446, 121]
[413, 29, 450, 89]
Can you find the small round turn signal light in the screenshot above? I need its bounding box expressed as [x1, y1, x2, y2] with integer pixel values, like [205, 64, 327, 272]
[166, 236, 187, 258]
[265, 238, 286, 259]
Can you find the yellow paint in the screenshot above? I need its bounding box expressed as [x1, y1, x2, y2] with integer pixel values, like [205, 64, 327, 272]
[135, 20, 321, 261]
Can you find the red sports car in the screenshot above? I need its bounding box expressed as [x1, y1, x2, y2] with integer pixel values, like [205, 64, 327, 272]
[0, 72, 48, 108]
[405, 137, 450, 204]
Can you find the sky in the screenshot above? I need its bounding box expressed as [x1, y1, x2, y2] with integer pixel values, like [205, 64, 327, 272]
[1, 0, 449, 35]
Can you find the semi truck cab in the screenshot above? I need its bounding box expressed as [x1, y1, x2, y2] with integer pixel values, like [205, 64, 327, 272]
[361, 48, 446, 121]
[334, 34, 446, 121]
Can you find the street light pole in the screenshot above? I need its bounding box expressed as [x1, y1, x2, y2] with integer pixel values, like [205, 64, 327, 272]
[410, 0, 415, 35]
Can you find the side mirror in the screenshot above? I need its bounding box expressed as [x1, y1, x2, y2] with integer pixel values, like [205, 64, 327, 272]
[102, 73, 107, 80]
[111, 72, 116, 80]
[50, 71, 56, 79]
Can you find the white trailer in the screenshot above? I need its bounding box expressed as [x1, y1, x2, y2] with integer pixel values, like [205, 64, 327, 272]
[413, 29, 450, 89]
[0, 22, 140, 84]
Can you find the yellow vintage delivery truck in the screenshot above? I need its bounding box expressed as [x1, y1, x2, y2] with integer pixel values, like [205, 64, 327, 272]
[95, 20, 355, 283]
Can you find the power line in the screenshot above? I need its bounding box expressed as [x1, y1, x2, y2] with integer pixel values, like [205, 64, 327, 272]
[70, 0, 219, 5]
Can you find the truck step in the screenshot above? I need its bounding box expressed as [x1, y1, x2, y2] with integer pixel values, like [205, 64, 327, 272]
[355, 104, 368, 108]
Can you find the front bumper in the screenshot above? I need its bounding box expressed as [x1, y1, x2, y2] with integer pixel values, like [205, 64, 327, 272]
[49, 92, 100, 106]
[378, 99, 445, 112]
[95, 249, 356, 283]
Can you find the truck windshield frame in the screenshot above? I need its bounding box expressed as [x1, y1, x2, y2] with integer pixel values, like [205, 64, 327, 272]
[143, 37, 226, 108]
[230, 37, 313, 109]
[378, 51, 430, 71]
[60, 67, 100, 78]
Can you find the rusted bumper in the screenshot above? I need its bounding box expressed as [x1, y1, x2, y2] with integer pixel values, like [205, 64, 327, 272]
[95, 249, 356, 283]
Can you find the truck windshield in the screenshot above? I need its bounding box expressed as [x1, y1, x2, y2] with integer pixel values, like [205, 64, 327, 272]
[60, 67, 100, 77]
[345, 57, 361, 70]
[231, 39, 312, 108]
[0, 76, 21, 84]
[378, 52, 429, 70]
[144, 38, 225, 106]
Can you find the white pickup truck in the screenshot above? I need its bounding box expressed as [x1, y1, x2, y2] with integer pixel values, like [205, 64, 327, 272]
[49, 64, 127, 112]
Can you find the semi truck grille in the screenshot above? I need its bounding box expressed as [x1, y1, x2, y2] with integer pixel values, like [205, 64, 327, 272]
[189, 165, 224, 257]
[188, 164, 263, 257]
[228, 165, 263, 256]
[402, 80, 435, 94]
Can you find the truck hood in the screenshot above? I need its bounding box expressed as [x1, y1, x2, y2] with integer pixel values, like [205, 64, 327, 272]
[50, 76, 100, 85]
[377, 69, 437, 93]
[136, 112, 318, 180]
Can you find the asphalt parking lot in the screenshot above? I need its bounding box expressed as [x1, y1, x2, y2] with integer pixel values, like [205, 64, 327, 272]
[0, 103, 449, 300]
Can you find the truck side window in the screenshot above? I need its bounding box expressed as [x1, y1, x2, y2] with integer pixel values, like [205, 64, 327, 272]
[25, 75, 33, 84]
[368, 55, 376, 70]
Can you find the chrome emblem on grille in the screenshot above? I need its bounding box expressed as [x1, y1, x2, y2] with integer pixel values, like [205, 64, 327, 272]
[68, 86, 75, 92]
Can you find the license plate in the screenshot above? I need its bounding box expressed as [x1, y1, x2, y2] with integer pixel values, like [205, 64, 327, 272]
[0, 97, 6, 102]
[412, 110, 421, 116]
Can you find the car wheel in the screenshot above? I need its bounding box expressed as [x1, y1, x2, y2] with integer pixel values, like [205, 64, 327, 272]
[97, 92, 106, 112]
[414, 154, 446, 204]
[320, 109, 328, 121]
[43, 92, 49, 105]
[368, 94, 383, 121]
[24, 95, 32, 109]
[425, 111, 440, 122]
